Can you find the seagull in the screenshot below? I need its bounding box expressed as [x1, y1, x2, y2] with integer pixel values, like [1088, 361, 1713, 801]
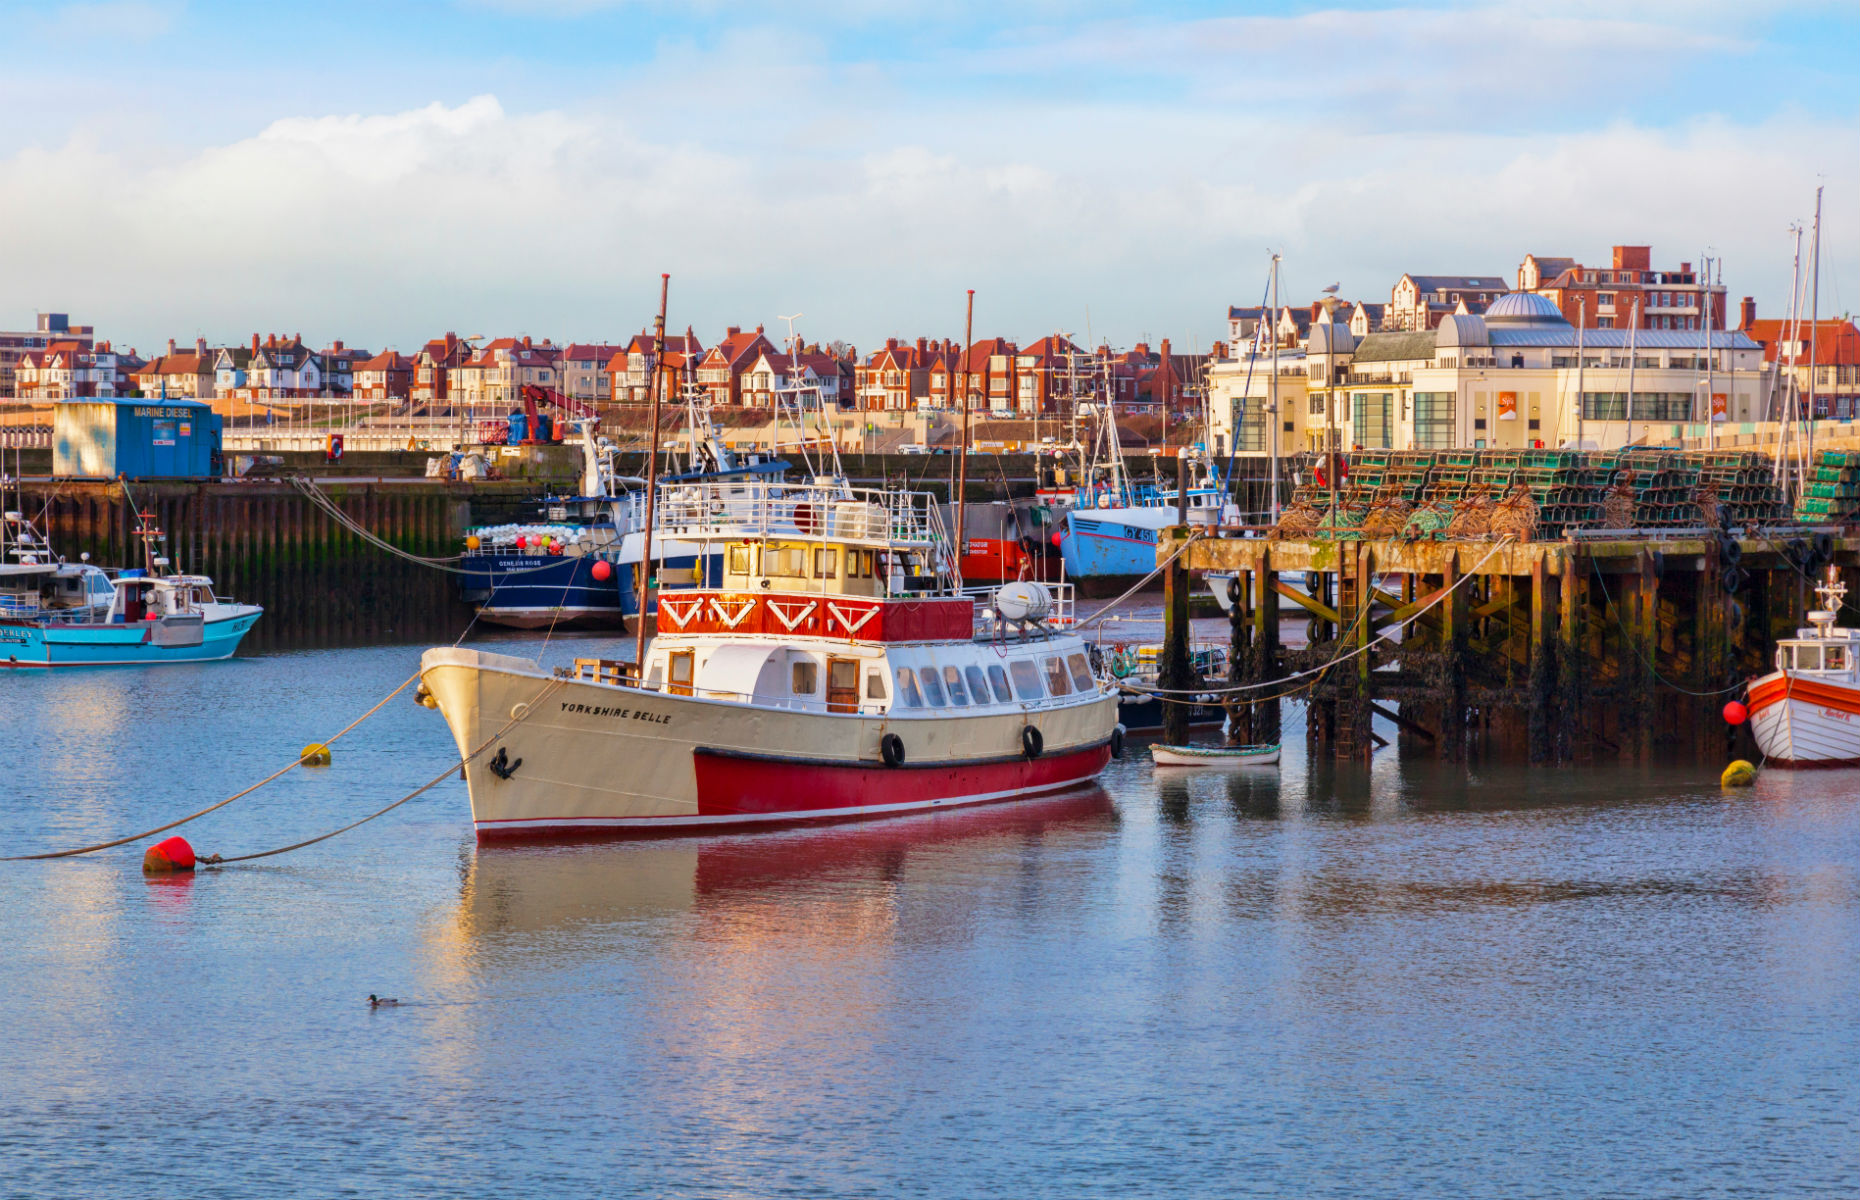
[367, 994, 400, 1008]
[1321, 282, 1340, 294]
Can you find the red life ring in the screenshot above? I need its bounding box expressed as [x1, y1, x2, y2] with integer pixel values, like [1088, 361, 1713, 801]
[1313, 452, 1349, 488]
[793, 502, 821, 534]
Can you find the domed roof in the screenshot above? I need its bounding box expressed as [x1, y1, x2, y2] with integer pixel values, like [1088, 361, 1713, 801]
[1436, 313, 1489, 347]
[1306, 322, 1356, 355]
[1483, 291, 1569, 326]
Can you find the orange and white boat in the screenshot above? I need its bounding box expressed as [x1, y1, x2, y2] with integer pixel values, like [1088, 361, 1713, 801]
[1748, 569, 1860, 767]
[417, 480, 1124, 839]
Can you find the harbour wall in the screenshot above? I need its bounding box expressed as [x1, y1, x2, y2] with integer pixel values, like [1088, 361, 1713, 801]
[12, 480, 542, 648]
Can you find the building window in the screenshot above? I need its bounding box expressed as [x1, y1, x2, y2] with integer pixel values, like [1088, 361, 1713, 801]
[1412, 392, 1454, 448]
[1351, 391, 1393, 449]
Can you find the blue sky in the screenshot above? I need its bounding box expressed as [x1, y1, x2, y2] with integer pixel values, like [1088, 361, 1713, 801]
[3, 0, 1857, 354]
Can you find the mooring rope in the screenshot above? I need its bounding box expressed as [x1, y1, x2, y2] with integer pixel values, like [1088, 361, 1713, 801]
[0, 671, 420, 862]
[199, 678, 565, 866]
[1070, 532, 1206, 630]
[289, 476, 469, 570]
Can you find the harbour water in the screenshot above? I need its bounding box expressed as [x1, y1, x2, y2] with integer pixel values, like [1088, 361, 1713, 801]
[4, 630, 1860, 1195]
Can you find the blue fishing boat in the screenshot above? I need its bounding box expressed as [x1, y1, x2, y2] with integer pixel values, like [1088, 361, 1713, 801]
[0, 510, 262, 668]
[457, 402, 789, 630]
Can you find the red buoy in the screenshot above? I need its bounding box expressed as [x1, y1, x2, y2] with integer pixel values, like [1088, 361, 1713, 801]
[1050, 530, 1063, 547]
[142, 835, 197, 873]
[1723, 701, 1749, 726]
[590, 559, 613, 582]
[514, 535, 527, 549]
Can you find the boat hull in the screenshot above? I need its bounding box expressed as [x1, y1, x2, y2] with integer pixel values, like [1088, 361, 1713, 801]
[1748, 670, 1860, 767]
[0, 606, 262, 668]
[1151, 743, 1280, 767]
[420, 646, 1121, 838]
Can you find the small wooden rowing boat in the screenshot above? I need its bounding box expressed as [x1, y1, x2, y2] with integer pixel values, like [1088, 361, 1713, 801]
[1149, 742, 1281, 767]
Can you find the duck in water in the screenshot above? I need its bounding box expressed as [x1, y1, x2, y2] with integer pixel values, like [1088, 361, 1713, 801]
[367, 994, 399, 1008]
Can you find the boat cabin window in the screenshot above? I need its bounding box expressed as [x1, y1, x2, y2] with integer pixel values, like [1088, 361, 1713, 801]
[814, 548, 838, 578]
[1066, 653, 1094, 691]
[917, 667, 947, 706]
[728, 545, 753, 575]
[1043, 657, 1073, 697]
[965, 666, 991, 705]
[1009, 659, 1043, 700]
[943, 665, 969, 706]
[894, 667, 924, 708]
[668, 650, 694, 696]
[847, 550, 872, 578]
[1829, 646, 1848, 671]
[987, 664, 1013, 703]
[1795, 645, 1823, 671]
[866, 671, 887, 701]
[760, 545, 808, 578]
[791, 660, 818, 695]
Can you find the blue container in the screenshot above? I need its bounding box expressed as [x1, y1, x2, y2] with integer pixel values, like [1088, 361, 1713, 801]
[507, 412, 528, 444]
[52, 399, 221, 479]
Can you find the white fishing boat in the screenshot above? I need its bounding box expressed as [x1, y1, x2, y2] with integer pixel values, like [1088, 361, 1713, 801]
[418, 480, 1125, 838]
[1150, 742, 1281, 767]
[1748, 568, 1860, 767]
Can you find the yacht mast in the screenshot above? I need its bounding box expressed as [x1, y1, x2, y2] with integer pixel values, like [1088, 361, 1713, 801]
[634, 273, 669, 678]
[954, 290, 973, 567]
[1269, 254, 1281, 522]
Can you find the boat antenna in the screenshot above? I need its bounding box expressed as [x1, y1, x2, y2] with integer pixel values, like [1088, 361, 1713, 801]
[954, 289, 973, 580]
[634, 273, 669, 680]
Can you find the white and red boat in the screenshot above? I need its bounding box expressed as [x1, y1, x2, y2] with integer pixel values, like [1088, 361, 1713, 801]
[1748, 569, 1860, 767]
[418, 481, 1124, 839]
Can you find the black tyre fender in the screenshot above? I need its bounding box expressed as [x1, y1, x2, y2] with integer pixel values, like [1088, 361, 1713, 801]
[1227, 575, 1243, 605]
[1021, 724, 1044, 759]
[1719, 536, 1742, 568]
[1110, 724, 1126, 760]
[1722, 565, 1748, 593]
[1814, 532, 1835, 561]
[880, 732, 906, 768]
[1788, 537, 1811, 568]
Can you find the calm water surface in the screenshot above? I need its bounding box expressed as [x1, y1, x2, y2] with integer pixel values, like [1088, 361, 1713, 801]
[3, 631, 1858, 1197]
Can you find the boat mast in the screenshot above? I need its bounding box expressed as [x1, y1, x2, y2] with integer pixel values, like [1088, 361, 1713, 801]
[1807, 185, 1823, 477]
[1269, 253, 1281, 522]
[1574, 296, 1586, 450]
[1624, 297, 1640, 447]
[955, 289, 973, 569]
[634, 273, 669, 679]
[1702, 252, 1715, 450]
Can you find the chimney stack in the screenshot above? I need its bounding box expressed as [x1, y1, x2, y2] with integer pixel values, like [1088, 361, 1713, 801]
[1160, 338, 1171, 358]
[727, 326, 741, 337]
[1739, 296, 1756, 330]
[167, 338, 177, 356]
[251, 334, 260, 354]
[195, 337, 207, 357]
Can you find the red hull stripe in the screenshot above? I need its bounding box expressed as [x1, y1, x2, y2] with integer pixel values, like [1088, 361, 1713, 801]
[692, 741, 1112, 817]
[1749, 674, 1860, 717]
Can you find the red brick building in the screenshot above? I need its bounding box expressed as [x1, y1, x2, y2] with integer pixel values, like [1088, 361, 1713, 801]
[1739, 299, 1860, 419]
[1520, 245, 1727, 331]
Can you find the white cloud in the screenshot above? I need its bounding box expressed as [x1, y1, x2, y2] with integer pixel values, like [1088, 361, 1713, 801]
[0, 6, 1855, 352]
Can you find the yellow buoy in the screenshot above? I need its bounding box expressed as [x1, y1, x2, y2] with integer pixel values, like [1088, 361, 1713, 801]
[300, 742, 333, 767]
[1721, 759, 1756, 787]
[465, 535, 481, 551]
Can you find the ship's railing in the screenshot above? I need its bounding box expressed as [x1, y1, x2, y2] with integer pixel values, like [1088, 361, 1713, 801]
[650, 481, 943, 546]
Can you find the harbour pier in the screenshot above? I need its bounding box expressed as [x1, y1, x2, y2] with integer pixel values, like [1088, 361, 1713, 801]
[1161, 445, 1860, 764]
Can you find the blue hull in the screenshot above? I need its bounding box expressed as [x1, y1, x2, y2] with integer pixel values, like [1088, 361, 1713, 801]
[0, 611, 261, 668]
[458, 552, 715, 629]
[1058, 515, 1159, 579]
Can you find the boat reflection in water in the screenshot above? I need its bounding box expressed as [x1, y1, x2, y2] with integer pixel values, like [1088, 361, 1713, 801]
[447, 785, 1117, 949]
